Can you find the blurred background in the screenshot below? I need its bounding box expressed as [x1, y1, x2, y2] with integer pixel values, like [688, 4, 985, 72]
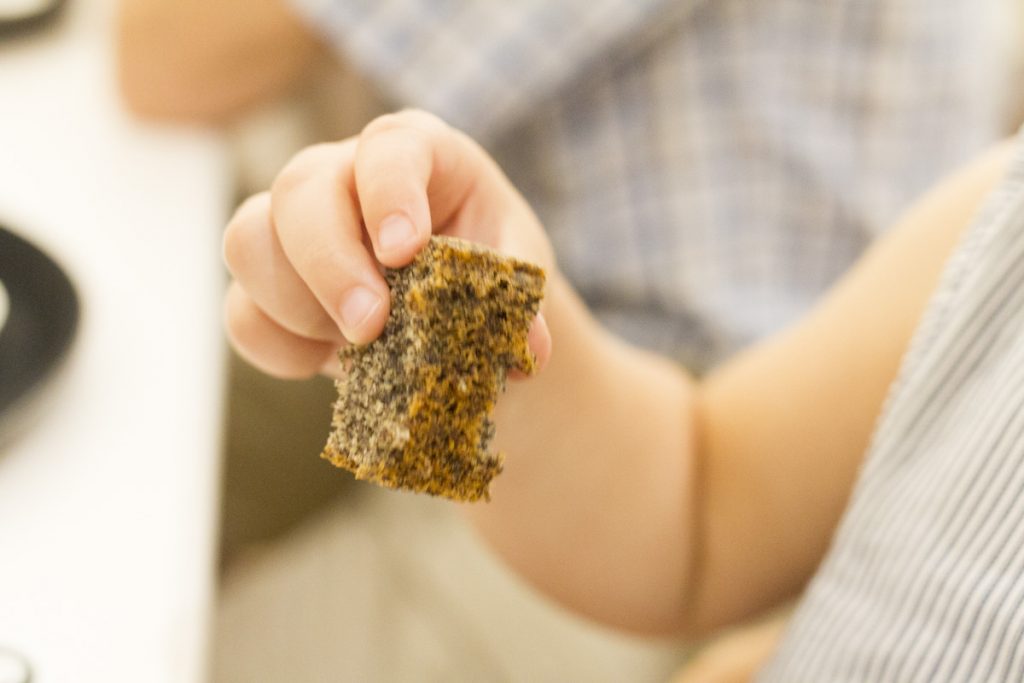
[3, 0, 1024, 681]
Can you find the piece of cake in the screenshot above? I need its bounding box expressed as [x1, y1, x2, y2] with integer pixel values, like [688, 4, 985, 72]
[321, 235, 546, 502]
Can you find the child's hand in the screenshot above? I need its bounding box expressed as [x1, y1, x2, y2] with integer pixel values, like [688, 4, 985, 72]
[222, 110, 554, 379]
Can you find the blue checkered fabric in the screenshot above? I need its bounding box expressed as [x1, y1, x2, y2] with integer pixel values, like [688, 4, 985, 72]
[289, 0, 1006, 371]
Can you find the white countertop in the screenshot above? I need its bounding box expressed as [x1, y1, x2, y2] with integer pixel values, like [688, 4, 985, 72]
[0, 2, 230, 681]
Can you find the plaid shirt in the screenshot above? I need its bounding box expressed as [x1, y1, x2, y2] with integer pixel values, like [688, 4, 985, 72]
[289, 0, 1005, 371]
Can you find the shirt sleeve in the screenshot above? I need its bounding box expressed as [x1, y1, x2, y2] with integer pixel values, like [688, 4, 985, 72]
[285, 0, 697, 140]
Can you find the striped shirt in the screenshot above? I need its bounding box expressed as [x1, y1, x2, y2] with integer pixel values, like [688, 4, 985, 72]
[287, 0, 1005, 372]
[759, 133, 1024, 681]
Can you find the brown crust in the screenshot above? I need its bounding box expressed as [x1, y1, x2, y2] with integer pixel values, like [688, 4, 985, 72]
[321, 236, 545, 502]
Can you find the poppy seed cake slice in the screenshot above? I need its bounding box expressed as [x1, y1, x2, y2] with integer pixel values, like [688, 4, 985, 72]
[321, 235, 546, 502]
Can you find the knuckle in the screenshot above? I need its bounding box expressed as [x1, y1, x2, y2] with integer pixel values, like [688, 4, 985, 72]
[222, 194, 267, 272]
[223, 289, 255, 352]
[397, 108, 446, 131]
[271, 142, 337, 196]
[361, 108, 445, 140]
[360, 112, 405, 138]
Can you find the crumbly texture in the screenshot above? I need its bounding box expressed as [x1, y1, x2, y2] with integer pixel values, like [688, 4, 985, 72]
[321, 236, 546, 502]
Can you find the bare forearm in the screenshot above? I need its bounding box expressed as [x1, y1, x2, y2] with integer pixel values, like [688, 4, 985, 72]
[464, 141, 1016, 638]
[464, 272, 699, 634]
[219, 108, 1017, 641]
[117, 0, 323, 122]
[690, 140, 1016, 631]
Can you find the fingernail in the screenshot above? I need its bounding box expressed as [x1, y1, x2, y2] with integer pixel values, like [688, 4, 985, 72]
[340, 286, 382, 337]
[378, 213, 417, 252]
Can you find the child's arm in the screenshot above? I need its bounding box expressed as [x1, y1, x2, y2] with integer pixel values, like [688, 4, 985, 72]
[117, 0, 323, 122]
[223, 110, 1014, 636]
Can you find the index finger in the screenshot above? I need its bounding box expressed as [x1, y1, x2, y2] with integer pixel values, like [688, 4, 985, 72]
[271, 140, 392, 346]
[354, 109, 505, 267]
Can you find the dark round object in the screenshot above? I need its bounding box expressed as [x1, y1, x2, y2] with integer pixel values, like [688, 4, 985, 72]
[0, 225, 78, 430]
[0, 0, 67, 38]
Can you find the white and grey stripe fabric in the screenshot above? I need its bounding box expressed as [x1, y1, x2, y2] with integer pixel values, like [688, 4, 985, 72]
[287, 0, 1005, 372]
[759, 134, 1024, 681]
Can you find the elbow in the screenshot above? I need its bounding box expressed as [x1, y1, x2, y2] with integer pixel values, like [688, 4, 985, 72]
[115, 7, 251, 124]
[117, 63, 197, 123]
[115, 2, 321, 125]
[117, 71, 237, 126]
[116, 36, 235, 125]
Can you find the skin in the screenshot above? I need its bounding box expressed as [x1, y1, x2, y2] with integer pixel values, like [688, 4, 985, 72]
[670, 615, 791, 683]
[119, 1, 1013, 669]
[223, 109, 1014, 640]
[116, 0, 324, 122]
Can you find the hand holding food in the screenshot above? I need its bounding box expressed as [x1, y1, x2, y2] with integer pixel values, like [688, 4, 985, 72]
[223, 110, 553, 498]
